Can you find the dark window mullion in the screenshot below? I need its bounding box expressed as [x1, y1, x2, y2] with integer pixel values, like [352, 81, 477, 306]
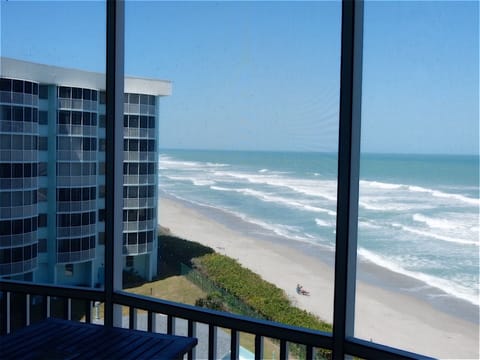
[104, 0, 125, 328]
[333, 0, 364, 359]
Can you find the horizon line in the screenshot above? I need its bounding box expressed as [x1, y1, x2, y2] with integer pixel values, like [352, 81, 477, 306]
[158, 147, 480, 158]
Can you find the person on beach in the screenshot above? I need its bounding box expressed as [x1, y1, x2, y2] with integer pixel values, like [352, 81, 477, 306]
[296, 283, 310, 296]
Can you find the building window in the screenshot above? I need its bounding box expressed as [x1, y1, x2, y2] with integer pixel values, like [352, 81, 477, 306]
[72, 88, 82, 99]
[65, 264, 73, 276]
[12, 79, 23, 93]
[58, 86, 71, 99]
[0, 78, 11, 91]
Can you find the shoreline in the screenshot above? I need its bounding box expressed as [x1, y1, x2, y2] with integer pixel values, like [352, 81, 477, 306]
[159, 195, 479, 359]
[163, 192, 478, 323]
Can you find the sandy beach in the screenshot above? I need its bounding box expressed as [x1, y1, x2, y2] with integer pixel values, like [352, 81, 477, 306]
[159, 196, 479, 359]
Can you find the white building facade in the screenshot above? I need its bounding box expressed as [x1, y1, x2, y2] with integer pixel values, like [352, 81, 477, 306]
[0, 58, 171, 287]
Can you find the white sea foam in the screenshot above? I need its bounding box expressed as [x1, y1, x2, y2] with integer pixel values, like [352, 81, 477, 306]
[358, 220, 382, 229]
[206, 162, 229, 167]
[197, 199, 316, 243]
[192, 179, 216, 186]
[210, 186, 233, 191]
[234, 212, 322, 244]
[213, 170, 338, 202]
[259, 169, 269, 173]
[358, 248, 479, 307]
[359, 199, 427, 212]
[162, 175, 191, 182]
[165, 191, 331, 248]
[391, 222, 479, 246]
[360, 180, 403, 190]
[163, 175, 215, 186]
[160, 155, 229, 171]
[315, 218, 332, 227]
[412, 214, 458, 230]
[210, 186, 336, 216]
[360, 180, 480, 207]
[160, 159, 204, 169]
[235, 214, 332, 247]
[408, 185, 480, 206]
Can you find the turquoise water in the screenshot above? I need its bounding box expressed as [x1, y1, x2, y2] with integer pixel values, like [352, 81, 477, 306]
[159, 149, 479, 308]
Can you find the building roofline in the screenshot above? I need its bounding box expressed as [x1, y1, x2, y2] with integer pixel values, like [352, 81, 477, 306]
[0, 57, 172, 96]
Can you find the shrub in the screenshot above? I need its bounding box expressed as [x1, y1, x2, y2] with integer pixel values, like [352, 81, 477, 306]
[193, 253, 332, 333]
[195, 292, 226, 311]
[123, 269, 145, 288]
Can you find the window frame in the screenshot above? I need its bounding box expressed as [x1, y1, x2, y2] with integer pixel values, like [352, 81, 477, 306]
[98, 1, 431, 359]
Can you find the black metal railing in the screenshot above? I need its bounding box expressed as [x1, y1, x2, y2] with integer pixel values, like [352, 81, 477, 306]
[0, 280, 104, 334]
[0, 280, 430, 360]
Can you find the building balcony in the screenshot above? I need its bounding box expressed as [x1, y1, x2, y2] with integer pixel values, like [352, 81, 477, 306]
[0, 258, 37, 277]
[56, 248, 96, 264]
[122, 242, 153, 256]
[0, 91, 39, 107]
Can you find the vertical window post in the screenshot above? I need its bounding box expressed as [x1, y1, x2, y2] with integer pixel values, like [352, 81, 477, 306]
[333, 0, 364, 358]
[105, 0, 124, 328]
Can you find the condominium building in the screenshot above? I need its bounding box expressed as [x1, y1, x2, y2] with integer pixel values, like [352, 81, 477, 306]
[0, 57, 171, 287]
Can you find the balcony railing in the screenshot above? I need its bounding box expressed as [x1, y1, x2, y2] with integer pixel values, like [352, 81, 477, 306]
[0, 280, 428, 360]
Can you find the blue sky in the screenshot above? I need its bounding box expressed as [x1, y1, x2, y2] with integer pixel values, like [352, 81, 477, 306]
[1, 0, 478, 155]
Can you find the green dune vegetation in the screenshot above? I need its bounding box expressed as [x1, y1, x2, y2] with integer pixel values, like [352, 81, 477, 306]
[155, 229, 332, 359]
[192, 253, 331, 332]
[159, 230, 330, 329]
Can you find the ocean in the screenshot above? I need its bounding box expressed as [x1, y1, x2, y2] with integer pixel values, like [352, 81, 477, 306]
[158, 149, 479, 314]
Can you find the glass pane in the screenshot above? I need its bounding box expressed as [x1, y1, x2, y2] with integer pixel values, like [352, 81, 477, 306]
[0, 0, 105, 301]
[356, 1, 479, 359]
[123, 0, 341, 342]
